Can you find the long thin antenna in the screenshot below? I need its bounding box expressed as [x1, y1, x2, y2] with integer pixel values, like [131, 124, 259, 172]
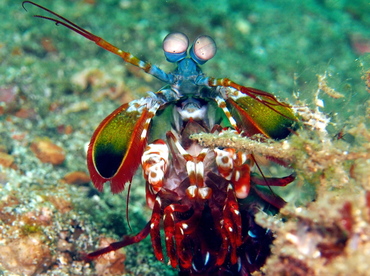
[22, 1, 172, 83]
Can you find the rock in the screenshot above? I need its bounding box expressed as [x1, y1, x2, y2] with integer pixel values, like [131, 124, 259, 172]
[30, 139, 65, 165]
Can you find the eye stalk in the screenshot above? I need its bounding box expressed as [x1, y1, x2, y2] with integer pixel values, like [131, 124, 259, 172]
[190, 35, 217, 65]
[163, 32, 189, 63]
[163, 33, 217, 65]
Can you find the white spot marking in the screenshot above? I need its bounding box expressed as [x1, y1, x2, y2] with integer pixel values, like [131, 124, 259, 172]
[141, 128, 148, 139]
[155, 197, 162, 205]
[234, 170, 240, 182]
[198, 187, 211, 199]
[186, 161, 196, 175]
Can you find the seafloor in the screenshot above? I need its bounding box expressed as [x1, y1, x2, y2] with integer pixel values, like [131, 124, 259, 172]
[0, 0, 369, 275]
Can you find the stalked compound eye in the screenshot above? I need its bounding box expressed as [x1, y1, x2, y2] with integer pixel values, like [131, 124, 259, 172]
[163, 32, 189, 63]
[190, 35, 217, 65]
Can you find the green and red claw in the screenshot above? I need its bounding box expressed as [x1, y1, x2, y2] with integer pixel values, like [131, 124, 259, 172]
[87, 99, 160, 193]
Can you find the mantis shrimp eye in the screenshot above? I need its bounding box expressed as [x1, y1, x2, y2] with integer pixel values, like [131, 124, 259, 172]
[190, 35, 217, 65]
[163, 32, 189, 63]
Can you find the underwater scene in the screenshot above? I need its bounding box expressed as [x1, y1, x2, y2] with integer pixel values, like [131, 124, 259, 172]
[1, 0, 370, 275]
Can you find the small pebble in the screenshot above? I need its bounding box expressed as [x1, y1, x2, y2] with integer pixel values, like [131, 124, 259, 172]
[30, 139, 65, 165]
[63, 171, 91, 185]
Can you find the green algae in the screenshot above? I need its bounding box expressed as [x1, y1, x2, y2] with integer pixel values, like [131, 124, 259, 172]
[21, 224, 42, 235]
[0, 0, 369, 275]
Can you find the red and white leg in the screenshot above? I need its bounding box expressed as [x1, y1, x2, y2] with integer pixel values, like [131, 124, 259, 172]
[215, 148, 251, 199]
[141, 139, 169, 208]
[222, 184, 243, 264]
[163, 203, 192, 268]
[163, 202, 206, 269]
[214, 148, 252, 264]
[149, 197, 165, 262]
